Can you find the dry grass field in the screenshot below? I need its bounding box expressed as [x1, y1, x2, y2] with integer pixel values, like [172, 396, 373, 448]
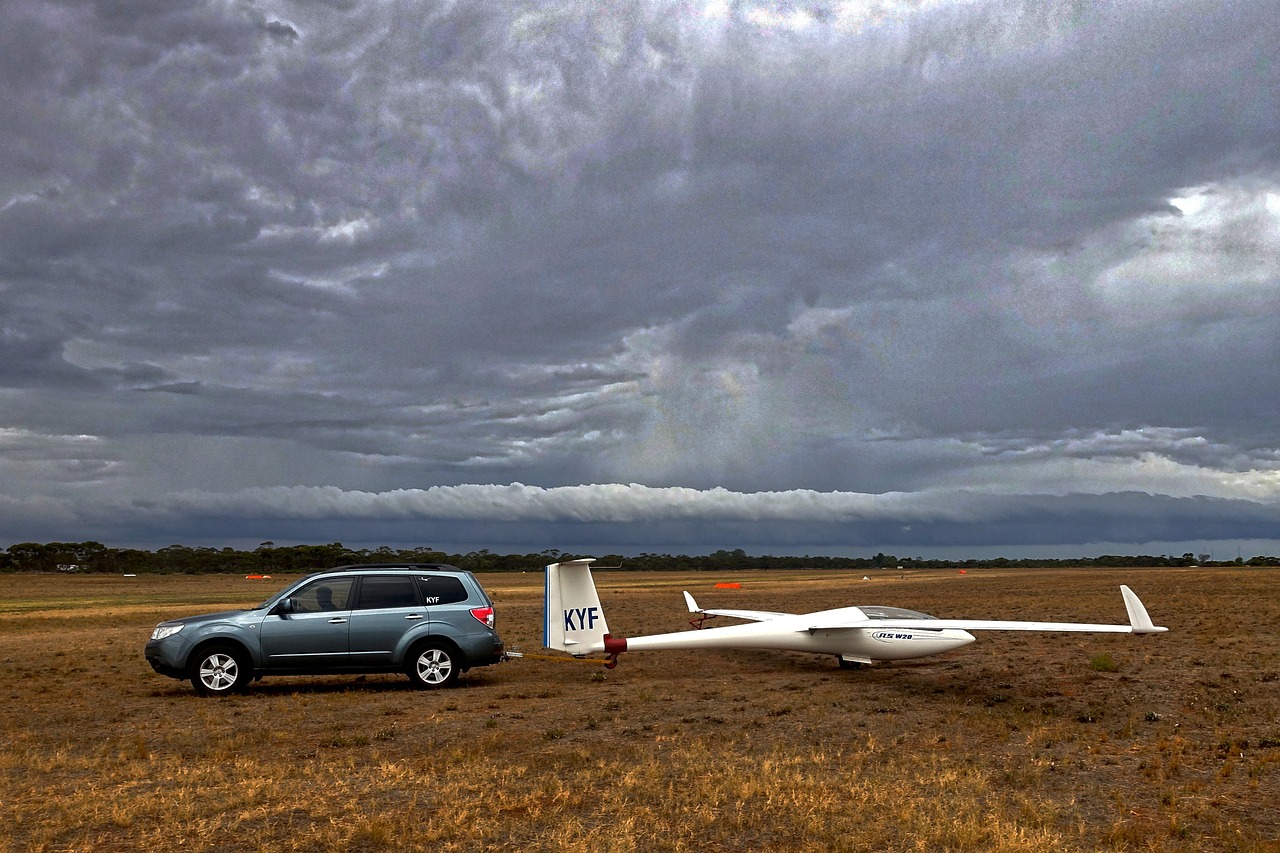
[1, 566, 1277, 851]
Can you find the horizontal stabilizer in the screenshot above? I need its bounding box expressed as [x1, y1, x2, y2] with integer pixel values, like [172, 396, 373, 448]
[682, 590, 796, 622]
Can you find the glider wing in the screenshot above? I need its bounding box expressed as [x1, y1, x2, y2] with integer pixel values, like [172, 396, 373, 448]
[803, 586, 1167, 635]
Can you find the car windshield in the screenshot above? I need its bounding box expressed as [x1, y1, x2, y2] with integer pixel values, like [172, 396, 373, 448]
[256, 584, 292, 610]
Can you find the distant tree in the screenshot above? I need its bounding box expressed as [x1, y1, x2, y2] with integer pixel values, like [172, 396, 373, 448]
[5, 540, 1277, 575]
[6, 543, 52, 572]
[3, 542, 107, 572]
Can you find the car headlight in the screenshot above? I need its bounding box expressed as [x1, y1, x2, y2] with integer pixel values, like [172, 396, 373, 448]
[151, 624, 184, 640]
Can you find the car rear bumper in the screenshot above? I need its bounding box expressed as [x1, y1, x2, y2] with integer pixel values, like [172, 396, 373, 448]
[471, 643, 505, 668]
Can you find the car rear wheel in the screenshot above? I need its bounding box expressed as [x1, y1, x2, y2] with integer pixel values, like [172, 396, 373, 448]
[190, 645, 251, 696]
[407, 642, 460, 689]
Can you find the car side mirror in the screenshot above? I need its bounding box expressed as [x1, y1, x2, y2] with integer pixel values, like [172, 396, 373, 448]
[271, 597, 296, 616]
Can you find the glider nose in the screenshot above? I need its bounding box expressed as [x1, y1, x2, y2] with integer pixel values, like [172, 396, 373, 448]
[954, 629, 977, 649]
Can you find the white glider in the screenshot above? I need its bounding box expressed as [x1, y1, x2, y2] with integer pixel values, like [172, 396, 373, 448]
[543, 559, 1167, 669]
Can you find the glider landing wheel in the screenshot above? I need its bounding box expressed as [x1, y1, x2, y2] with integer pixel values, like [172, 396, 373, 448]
[838, 657, 863, 670]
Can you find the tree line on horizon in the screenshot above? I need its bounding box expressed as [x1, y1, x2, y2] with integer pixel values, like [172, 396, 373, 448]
[1, 540, 1277, 574]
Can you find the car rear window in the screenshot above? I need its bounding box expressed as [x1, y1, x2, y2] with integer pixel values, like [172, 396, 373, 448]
[416, 575, 469, 605]
[354, 575, 420, 610]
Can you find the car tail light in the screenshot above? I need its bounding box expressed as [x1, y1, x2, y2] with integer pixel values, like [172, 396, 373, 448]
[470, 606, 494, 628]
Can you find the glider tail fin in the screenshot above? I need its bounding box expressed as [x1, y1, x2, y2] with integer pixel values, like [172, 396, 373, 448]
[1120, 585, 1168, 634]
[544, 559, 612, 654]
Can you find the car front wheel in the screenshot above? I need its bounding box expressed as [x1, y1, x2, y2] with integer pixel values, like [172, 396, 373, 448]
[190, 645, 251, 696]
[407, 642, 460, 689]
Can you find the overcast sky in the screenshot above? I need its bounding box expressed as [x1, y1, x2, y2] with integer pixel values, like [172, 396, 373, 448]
[2, 0, 1278, 558]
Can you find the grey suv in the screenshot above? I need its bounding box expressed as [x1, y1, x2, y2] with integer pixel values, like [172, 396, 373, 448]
[145, 564, 504, 695]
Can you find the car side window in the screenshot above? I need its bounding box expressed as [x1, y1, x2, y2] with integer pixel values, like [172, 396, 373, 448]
[292, 578, 354, 613]
[416, 575, 469, 605]
[353, 575, 420, 610]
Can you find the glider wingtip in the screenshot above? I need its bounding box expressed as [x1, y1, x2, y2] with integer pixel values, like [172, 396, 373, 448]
[1120, 584, 1165, 634]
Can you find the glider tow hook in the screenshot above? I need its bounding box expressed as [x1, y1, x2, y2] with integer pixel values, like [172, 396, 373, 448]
[603, 634, 628, 668]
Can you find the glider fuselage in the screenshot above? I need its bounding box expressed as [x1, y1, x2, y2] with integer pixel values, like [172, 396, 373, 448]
[613, 607, 976, 661]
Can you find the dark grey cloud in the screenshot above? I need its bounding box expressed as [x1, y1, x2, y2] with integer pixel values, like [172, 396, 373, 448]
[1, 0, 1278, 555]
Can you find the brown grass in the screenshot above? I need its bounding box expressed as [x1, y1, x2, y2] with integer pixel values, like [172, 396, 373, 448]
[1, 567, 1278, 851]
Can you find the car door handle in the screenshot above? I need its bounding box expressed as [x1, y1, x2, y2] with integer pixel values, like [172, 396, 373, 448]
[403, 614, 424, 620]
[328, 617, 348, 624]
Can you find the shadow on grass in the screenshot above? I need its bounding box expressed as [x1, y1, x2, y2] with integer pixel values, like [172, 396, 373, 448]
[149, 671, 504, 698]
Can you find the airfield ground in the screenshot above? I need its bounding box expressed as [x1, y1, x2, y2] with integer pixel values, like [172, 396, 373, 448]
[0, 567, 1277, 851]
